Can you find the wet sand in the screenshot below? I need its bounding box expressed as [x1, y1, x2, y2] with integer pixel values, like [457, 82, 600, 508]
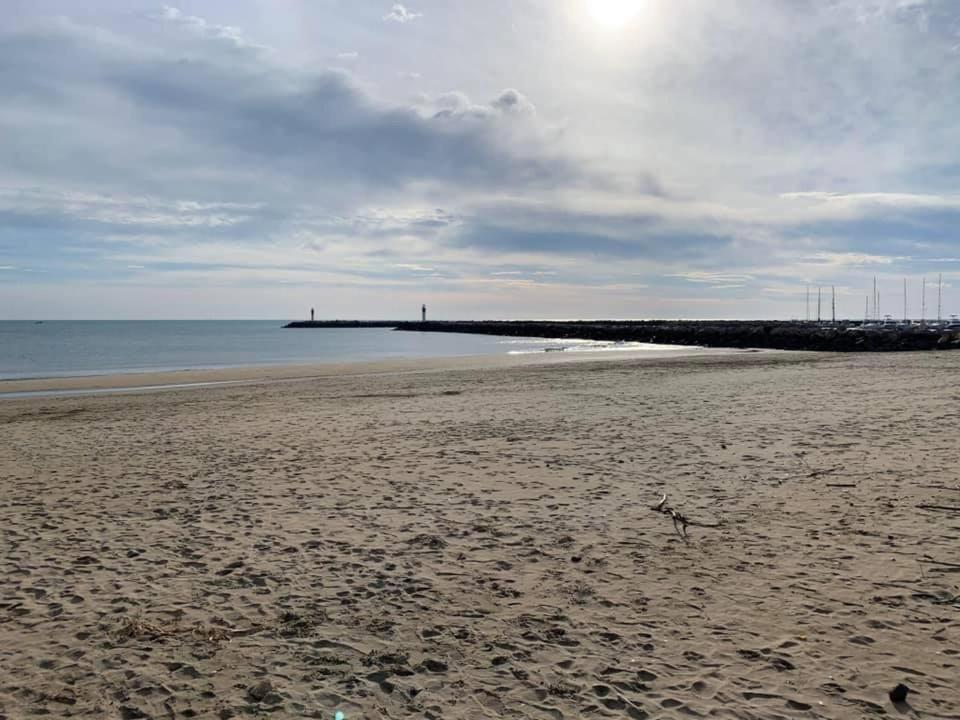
[0, 344, 719, 396]
[1, 350, 959, 719]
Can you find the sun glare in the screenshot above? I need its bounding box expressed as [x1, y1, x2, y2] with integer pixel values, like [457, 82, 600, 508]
[587, 0, 644, 29]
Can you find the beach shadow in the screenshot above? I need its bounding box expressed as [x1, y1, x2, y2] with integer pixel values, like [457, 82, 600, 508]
[892, 699, 916, 716]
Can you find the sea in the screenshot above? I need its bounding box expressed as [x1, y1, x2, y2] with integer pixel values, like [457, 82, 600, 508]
[0, 321, 689, 381]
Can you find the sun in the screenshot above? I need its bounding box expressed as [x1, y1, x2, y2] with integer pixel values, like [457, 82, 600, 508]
[587, 0, 644, 28]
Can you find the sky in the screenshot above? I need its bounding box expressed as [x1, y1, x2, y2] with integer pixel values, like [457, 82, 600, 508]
[2, 0, 960, 320]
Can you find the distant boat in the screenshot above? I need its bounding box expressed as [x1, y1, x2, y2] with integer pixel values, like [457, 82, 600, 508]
[34, 321, 43, 325]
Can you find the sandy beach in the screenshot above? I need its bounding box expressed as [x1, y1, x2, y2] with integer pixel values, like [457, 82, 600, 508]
[2, 350, 959, 719]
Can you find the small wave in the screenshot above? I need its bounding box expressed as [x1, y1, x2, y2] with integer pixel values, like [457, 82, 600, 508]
[497, 337, 600, 346]
[508, 341, 699, 355]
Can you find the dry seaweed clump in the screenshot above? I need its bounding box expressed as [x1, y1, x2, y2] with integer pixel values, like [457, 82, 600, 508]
[111, 616, 176, 642]
[407, 533, 447, 549]
[567, 580, 596, 605]
[276, 608, 327, 638]
[111, 616, 235, 644]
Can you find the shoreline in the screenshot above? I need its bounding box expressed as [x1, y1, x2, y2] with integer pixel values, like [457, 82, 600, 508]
[0, 344, 749, 398]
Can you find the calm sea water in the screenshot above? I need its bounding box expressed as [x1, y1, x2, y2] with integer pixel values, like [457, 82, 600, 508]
[0, 321, 680, 380]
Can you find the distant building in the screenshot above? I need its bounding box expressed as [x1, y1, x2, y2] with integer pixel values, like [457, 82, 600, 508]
[422, 304, 427, 322]
[311, 307, 315, 322]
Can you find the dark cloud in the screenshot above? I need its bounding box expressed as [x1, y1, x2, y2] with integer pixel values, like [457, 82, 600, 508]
[789, 207, 960, 257]
[456, 222, 732, 261]
[0, 20, 570, 202]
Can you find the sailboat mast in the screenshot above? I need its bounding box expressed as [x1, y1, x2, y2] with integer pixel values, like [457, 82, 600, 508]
[903, 278, 907, 323]
[921, 277, 926, 327]
[938, 273, 943, 322]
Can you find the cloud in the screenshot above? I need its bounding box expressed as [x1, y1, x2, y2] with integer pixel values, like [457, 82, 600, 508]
[781, 192, 960, 211]
[159, 6, 266, 51]
[393, 263, 434, 272]
[801, 252, 900, 267]
[492, 89, 536, 116]
[383, 4, 422, 23]
[0, 189, 260, 229]
[336, 51, 359, 61]
[671, 272, 755, 285]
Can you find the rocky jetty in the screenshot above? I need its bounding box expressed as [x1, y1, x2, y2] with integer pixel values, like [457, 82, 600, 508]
[284, 320, 399, 328]
[284, 319, 960, 352]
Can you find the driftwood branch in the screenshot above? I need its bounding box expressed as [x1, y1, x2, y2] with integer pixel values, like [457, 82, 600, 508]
[807, 466, 844, 478]
[913, 591, 960, 605]
[651, 493, 690, 539]
[920, 556, 960, 569]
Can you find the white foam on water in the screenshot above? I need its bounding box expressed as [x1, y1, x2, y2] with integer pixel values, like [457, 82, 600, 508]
[508, 340, 699, 355]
